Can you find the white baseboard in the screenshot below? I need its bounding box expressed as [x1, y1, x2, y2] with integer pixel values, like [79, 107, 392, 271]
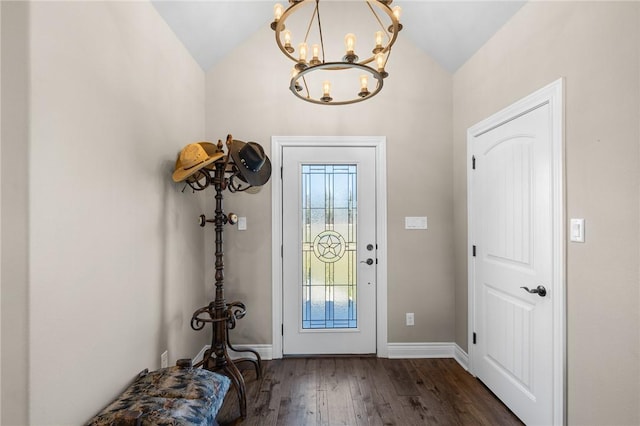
[193, 343, 468, 370]
[387, 342, 469, 371]
[387, 342, 454, 358]
[229, 344, 273, 360]
[193, 345, 209, 365]
[454, 344, 469, 370]
[194, 344, 273, 364]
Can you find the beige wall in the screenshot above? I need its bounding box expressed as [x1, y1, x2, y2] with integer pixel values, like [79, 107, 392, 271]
[0, 1, 3, 420]
[453, 2, 640, 424]
[2, 2, 209, 424]
[2, 1, 637, 424]
[1, 2, 29, 424]
[204, 19, 455, 345]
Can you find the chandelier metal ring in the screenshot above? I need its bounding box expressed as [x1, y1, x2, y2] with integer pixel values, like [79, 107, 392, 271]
[290, 62, 384, 105]
[273, 0, 400, 67]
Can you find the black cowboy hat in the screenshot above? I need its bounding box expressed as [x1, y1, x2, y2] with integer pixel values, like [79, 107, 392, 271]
[228, 139, 272, 187]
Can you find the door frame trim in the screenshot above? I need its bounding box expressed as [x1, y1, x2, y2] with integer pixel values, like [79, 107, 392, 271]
[271, 136, 388, 358]
[467, 78, 565, 425]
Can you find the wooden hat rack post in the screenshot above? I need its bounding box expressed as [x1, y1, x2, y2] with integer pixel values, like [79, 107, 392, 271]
[174, 134, 271, 420]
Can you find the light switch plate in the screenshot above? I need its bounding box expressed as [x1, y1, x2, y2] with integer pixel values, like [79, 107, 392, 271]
[237, 217, 247, 231]
[405, 216, 428, 230]
[570, 218, 585, 243]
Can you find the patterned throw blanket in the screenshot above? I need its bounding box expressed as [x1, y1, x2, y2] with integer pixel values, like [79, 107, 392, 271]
[87, 364, 231, 426]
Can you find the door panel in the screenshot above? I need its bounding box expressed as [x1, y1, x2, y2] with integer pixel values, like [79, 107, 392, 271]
[282, 145, 377, 355]
[472, 104, 553, 425]
[485, 286, 534, 393]
[484, 138, 533, 268]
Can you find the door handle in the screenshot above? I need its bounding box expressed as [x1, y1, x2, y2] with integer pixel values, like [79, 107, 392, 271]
[360, 258, 374, 265]
[520, 285, 547, 297]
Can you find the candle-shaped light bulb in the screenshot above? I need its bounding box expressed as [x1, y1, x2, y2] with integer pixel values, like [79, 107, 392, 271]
[343, 33, 358, 62]
[310, 43, 321, 65]
[274, 3, 284, 21]
[388, 5, 403, 32]
[360, 75, 368, 91]
[271, 3, 284, 30]
[344, 33, 356, 54]
[323, 81, 331, 96]
[392, 5, 402, 21]
[376, 53, 389, 78]
[358, 74, 370, 98]
[373, 30, 384, 54]
[291, 68, 303, 91]
[376, 53, 385, 70]
[320, 80, 333, 102]
[298, 42, 308, 62]
[283, 30, 294, 52]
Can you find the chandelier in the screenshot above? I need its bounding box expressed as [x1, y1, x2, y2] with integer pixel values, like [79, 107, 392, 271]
[271, 0, 403, 105]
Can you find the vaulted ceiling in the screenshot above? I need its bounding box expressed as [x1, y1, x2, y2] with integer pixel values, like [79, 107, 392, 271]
[151, 1, 527, 73]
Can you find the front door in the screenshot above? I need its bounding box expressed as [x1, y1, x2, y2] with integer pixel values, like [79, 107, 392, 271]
[469, 96, 561, 425]
[282, 144, 377, 355]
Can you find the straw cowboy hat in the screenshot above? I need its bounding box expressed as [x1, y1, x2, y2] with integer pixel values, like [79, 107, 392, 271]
[228, 139, 272, 187]
[172, 142, 224, 183]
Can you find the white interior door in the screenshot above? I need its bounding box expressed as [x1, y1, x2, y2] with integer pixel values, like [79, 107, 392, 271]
[470, 102, 557, 425]
[282, 145, 377, 355]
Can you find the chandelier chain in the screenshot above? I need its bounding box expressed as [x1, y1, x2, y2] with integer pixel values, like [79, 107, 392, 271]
[366, 1, 392, 42]
[302, 75, 311, 100]
[303, 3, 318, 43]
[316, 0, 326, 64]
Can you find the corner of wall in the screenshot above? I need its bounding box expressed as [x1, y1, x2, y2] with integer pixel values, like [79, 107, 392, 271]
[1, 1, 30, 424]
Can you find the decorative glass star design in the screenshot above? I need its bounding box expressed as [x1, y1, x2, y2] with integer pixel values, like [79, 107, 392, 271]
[313, 230, 347, 263]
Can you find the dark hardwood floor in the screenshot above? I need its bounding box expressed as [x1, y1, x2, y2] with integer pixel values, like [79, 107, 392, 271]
[217, 357, 523, 426]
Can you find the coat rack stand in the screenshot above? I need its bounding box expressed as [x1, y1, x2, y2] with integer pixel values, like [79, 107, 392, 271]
[190, 154, 262, 420]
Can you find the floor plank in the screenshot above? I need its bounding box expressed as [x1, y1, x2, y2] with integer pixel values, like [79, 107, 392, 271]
[216, 357, 523, 426]
[344, 358, 369, 426]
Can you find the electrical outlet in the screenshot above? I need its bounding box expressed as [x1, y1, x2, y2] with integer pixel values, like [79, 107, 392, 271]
[161, 350, 168, 368]
[406, 312, 415, 326]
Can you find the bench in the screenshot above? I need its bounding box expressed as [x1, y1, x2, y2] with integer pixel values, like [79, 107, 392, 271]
[87, 359, 231, 426]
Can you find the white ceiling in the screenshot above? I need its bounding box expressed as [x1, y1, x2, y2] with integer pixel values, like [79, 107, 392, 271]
[152, 1, 526, 73]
